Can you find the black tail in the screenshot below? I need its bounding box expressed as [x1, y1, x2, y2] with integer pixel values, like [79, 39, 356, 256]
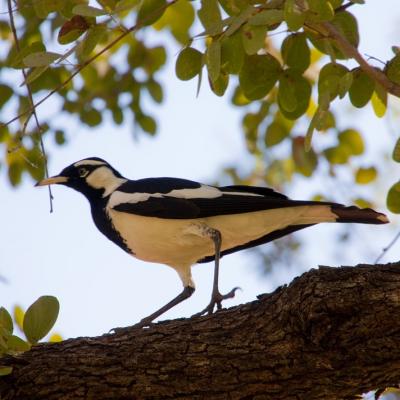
[331, 205, 389, 225]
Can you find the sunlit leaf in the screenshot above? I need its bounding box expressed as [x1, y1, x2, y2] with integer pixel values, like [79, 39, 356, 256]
[339, 128, 364, 155]
[387, 182, 400, 214]
[23, 296, 60, 344]
[13, 305, 24, 332]
[175, 47, 203, 81]
[355, 167, 377, 184]
[49, 333, 63, 342]
[318, 62, 349, 101]
[371, 84, 387, 118]
[239, 54, 281, 100]
[0, 366, 12, 376]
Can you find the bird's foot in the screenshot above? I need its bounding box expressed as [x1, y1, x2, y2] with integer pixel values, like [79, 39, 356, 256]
[192, 286, 240, 317]
[110, 318, 154, 334]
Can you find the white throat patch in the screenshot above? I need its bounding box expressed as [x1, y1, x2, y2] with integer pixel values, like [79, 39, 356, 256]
[86, 166, 127, 197]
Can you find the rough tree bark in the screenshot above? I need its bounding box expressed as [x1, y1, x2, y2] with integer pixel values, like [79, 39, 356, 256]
[1, 262, 400, 400]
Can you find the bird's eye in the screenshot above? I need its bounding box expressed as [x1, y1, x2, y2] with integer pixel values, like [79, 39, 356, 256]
[78, 167, 88, 177]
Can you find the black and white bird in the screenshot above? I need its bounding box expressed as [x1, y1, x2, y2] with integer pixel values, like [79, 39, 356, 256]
[36, 157, 389, 327]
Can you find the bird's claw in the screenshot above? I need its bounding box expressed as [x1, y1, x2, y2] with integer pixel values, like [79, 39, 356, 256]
[192, 286, 241, 317]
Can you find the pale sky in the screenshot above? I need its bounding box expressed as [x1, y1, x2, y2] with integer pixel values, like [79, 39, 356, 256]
[2, 1, 400, 339]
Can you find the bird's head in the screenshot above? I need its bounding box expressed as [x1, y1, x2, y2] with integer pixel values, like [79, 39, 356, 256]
[36, 157, 127, 199]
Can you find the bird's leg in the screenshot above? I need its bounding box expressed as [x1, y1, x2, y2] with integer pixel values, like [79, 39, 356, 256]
[112, 286, 195, 332]
[192, 227, 240, 317]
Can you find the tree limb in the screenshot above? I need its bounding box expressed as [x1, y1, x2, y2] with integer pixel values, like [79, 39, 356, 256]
[1, 262, 400, 399]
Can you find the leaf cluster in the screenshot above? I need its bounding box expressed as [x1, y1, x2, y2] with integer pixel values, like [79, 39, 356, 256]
[0, 296, 61, 376]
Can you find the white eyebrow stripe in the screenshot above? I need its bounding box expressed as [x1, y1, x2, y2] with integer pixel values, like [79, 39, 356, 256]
[108, 185, 222, 208]
[74, 159, 107, 167]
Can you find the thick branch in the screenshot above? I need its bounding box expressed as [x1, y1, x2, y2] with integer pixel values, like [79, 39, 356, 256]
[2, 262, 400, 399]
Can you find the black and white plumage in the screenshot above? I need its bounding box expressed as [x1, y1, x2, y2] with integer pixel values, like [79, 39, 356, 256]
[36, 157, 389, 327]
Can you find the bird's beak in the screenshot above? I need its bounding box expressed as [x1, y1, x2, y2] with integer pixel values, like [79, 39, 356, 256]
[35, 175, 68, 187]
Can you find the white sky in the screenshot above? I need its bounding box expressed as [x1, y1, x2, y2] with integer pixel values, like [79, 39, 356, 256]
[2, 1, 400, 339]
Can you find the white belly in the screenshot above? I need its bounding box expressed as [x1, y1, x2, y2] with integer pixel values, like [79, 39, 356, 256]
[107, 205, 335, 268]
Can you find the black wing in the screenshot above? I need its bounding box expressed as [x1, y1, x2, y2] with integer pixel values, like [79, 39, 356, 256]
[112, 180, 336, 219]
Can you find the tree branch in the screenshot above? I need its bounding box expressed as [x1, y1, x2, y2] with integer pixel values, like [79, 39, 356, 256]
[1, 262, 400, 399]
[311, 20, 400, 97]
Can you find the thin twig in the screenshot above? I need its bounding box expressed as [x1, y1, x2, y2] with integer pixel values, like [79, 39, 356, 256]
[3, 0, 177, 128]
[7, 0, 54, 212]
[375, 229, 400, 264]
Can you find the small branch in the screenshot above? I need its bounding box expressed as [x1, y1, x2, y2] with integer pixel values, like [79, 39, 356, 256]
[318, 21, 400, 97]
[375, 229, 400, 263]
[3, 0, 177, 129]
[7, 0, 53, 212]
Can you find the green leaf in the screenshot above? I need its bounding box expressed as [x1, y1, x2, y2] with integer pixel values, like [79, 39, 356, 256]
[337, 71, 353, 98]
[239, 54, 281, 100]
[278, 70, 311, 120]
[146, 79, 163, 103]
[72, 4, 107, 17]
[371, 84, 387, 118]
[137, 0, 167, 26]
[77, 25, 107, 59]
[392, 138, 400, 163]
[248, 9, 284, 26]
[318, 62, 349, 101]
[81, 107, 102, 127]
[6, 335, 31, 354]
[209, 72, 229, 96]
[224, 6, 253, 36]
[175, 47, 203, 81]
[386, 54, 400, 85]
[387, 182, 400, 214]
[137, 114, 157, 134]
[265, 121, 289, 147]
[241, 24, 267, 55]
[0, 366, 12, 376]
[0, 308, 13, 334]
[221, 31, 245, 74]
[284, 0, 305, 31]
[9, 42, 46, 69]
[306, 0, 334, 22]
[23, 296, 60, 344]
[355, 167, 377, 184]
[198, 0, 222, 35]
[281, 33, 310, 72]
[278, 75, 297, 112]
[33, 0, 64, 18]
[330, 11, 359, 56]
[0, 85, 13, 109]
[349, 68, 374, 108]
[338, 128, 364, 155]
[22, 66, 49, 86]
[206, 40, 221, 82]
[23, 51, 62, 67]
[324, 145, 350, 164]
